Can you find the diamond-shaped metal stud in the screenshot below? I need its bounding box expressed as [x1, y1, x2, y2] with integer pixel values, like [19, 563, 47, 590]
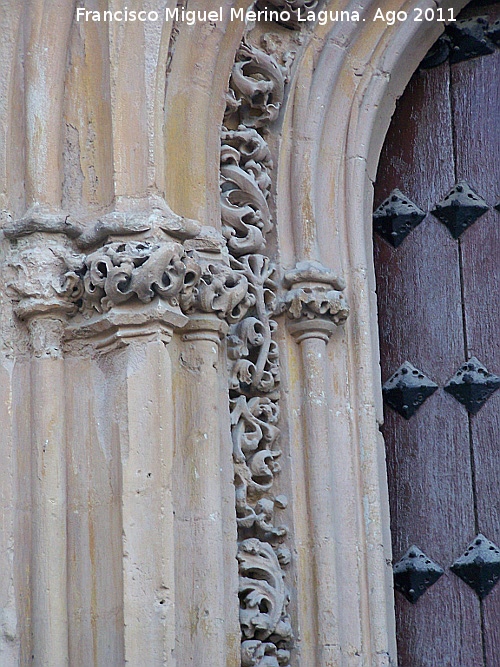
[431, 182, 489, 239]
[451, 534, 500, 599]
[373, 189, 426, 248]
[444, 357, 500, 414]
[420, 35, 451, 69]
[393, 546, 444, 603]
[382, 362, 438, 419]
[487, 20, 500, 46]
[447, 17, 495, 64]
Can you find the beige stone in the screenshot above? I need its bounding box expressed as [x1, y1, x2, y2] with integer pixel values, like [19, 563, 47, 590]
[0, 0, 468, 664]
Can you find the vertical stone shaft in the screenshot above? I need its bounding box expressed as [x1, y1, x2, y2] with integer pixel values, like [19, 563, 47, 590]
[30, 338, 69, 666]
[175, 316, 228, 667]
[299, 334, 341, 667]
[24, 0, 76, 206]
[118, 338, 176, 666]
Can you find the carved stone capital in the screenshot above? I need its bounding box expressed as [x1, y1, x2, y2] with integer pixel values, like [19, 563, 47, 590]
[283, 260, 349, 342]
[66, 239, 196, 349]
[78, 240, 198, 313]
[6, 238, 81, 322]
[5, 232, 84, 356]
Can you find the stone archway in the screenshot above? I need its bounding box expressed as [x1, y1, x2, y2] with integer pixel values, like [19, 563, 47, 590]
[0, 2, 469, 665]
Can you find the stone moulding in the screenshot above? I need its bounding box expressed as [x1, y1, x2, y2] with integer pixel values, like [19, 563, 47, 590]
[223, 35, 295, 666]
[222, 19, 350, 662]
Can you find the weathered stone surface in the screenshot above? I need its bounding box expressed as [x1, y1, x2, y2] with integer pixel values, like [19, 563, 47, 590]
[0, 0, 445, 664]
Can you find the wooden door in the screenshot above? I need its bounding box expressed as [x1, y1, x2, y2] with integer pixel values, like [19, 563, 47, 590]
[373, 3, 500, 664]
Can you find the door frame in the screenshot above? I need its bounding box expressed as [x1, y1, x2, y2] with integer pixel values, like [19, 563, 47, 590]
[273, 0, 468, 660]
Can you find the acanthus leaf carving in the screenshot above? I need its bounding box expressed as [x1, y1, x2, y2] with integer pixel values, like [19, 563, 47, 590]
[224, 30, 295, 667]
[238, 538, 293, 643]
[179, 251, 254, 324]
[228, 254, 280, 395]
[221, 127, 273, 257]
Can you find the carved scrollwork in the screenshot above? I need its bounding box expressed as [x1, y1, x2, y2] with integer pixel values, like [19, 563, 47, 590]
[225, 29, 296, 667]
[238, 538, 293, 643]
[229, 42, 287, 129]
[180, 254, 254, 323]
[241, 639, 291, 667]
[78, 241, 200, 313]
[232, 395, 288, 539]
[221, 127, 273, 257]
[228, 255, 279, 395]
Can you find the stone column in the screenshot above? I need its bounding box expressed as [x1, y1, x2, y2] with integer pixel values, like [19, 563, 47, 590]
[69, 238, 196, 666]
[9, 239, 79, 667]
[174, 238, 252, 666]
[283, 260, 349, 667]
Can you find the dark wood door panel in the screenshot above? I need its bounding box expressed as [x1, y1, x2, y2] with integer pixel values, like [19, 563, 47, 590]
[451, 26, 500, 667]
[374, 4, 500, 664]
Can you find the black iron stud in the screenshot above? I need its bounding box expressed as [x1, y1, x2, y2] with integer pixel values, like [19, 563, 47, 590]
[447, 17, 495, 64]
[382, 362, 438, 419]
[431, 181, 489, 238]
[444, 357, 500, 414]
[451, 534, 500, 599]
[420, 35, 451, 69]
[373, 190, 426, 248]
[393, 546, 444, 603]
[486, 19, 500, 46]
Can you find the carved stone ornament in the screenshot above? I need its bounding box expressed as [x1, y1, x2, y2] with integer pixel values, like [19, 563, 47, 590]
[283, 260, 349, 341]
[221, 126, 273, 257]
[78, 240, 200, 314]
[180, 252, 254, 324]
[238, 539, 292, 654]
[3, 196, 201, 248]
[223, 36, 294, 666]
[228, 42, 287, 129]
[6, 239, 84, 322]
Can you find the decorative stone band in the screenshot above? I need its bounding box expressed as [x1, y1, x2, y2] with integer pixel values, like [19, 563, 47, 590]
[65, 237, 253, 349]
[3, 196, 201, 248]
[5, 204, 252, 350]
[283, 260, 349, 342]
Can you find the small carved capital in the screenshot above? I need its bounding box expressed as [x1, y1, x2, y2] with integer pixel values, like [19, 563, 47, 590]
[180, 253, 253, 326]
[282, 260, 349, 342]
[5, 233, 83, 356]
[66, 239, 197, 349]
[7, 239, 82, 322]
